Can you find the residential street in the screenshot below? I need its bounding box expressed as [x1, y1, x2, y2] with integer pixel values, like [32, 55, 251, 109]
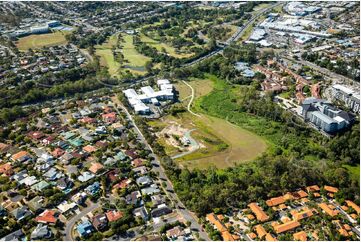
[63, 201, 101, 241]
[111, 96, 210, 241]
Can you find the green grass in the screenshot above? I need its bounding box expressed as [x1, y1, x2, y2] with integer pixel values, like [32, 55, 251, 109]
[343, 164, 360, 182]
[273, 4, 284, 13]
[253, 3, 271, 11]
[121, 34, 151, 74]
[176, 114, 267, 170]
[238, 23, 254, 42]
[95, 34, 121, 77]
[16, 31, 69, 51]
[150, 75, 268, 170]
[95, 33, 150, 77]
[140, 34, 194, 58]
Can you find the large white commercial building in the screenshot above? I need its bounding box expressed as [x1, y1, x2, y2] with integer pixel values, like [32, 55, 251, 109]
[123, 79, 174, 114]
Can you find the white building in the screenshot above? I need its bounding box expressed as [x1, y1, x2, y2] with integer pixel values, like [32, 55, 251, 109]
[123, 79, 174, 115]
[331, 84, 360, 113]
[30, 26, 50, 34]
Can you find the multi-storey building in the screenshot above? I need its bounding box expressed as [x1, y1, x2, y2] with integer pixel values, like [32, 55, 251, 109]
[331, 84, 360, 113]
[301, 98, 354, 133]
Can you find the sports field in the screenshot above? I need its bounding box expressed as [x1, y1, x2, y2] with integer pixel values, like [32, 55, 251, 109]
[16, 31, 69, 51]
[95, 34, 121, 77]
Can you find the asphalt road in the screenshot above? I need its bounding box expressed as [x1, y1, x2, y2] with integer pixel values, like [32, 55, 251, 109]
[61, 4, 283, 240]
[63, 201, 101, 241]
[282, 55, 357, 85]
[112, 98, 210, 240]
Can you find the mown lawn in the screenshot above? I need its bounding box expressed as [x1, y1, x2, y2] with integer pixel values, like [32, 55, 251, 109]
[16, 31, 69, 51]
[121, 34, 151, 74]
[140, 34, 194, 59]
[95, 33, 150, 77]
[95, 34, 121, 77]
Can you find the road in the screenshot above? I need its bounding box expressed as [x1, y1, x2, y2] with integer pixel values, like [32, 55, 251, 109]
[183, 2, 283, 68]
[171, 129, 200, 160]
[63, 201, 101, 241]
[331, 201, 360, 237]
[182, 80, 201, 117]
[111, 96, 210, 241]
[281, 55, 357, 86]
[107, 213, 181, 241]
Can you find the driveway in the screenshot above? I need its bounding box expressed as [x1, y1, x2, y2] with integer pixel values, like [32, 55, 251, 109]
[63, 201, 100, 241]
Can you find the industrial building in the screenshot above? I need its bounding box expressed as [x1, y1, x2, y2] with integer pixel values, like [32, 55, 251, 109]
[123, 79, 174, 115]
[249, 28, 267, 41]
[259, 16, 331, 38]
[30, 26, 50, 34]
[331, 84, 360, 113]
[47, 20, 61, 28]
[301, 98, 354, 133]
[285, 2, 321, 16]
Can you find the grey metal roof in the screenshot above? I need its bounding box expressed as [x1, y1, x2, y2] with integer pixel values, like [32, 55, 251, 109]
[311, 111, 336, 124]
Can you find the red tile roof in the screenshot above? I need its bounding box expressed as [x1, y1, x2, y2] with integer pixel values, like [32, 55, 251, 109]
[345, 200, 360, 214]
[318, 203, 339, 217]
[324, 185, 339, 193]
[206, 213, 227, 233]
[0, 163, 12, 175]
[293, 231, 307, 241]
[106, 210, 123, 222]
[89, 162, 104, 174]
[11, 150, 30, 161]
[273, 220, 300, 234]
[35, 209, 57, 224]
[52, 148, 65, 158]
[266, 196, 285, 207]
[248, 203, 269, 222]
[306, 185, 320, 193]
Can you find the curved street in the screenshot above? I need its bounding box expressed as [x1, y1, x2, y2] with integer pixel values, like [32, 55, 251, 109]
[171, 129, 200, 160]
[63, 201, 100, 241]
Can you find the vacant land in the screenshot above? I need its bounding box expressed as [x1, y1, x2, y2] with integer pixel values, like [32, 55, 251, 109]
[16, 31, 69, 51]
[140, 34, 194, 58]
[176, 114, 267, 169]
[175, 78, 214, 104]
[150, 76, 267, 170]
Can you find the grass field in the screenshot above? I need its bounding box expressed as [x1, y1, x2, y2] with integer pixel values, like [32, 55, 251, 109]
[95, 33, 150, 77]
[343, 164, 360, 182]
[95, 34, 121, 78]
[175, 78, 214, 104]
[121, 34, 151, 73]
[151, 77, 268, 170]
[16, 31, 69, 51]
[140, 34, 194, 59]
[176, 114, 267, 169]
[253, 3, 271, 11]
